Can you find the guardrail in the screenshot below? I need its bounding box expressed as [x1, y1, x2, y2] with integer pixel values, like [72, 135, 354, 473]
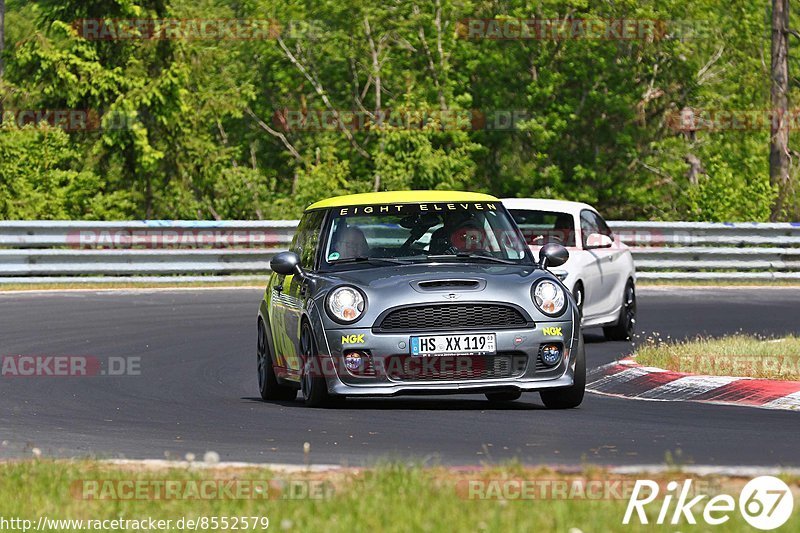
[610, 221, 800, 280]
[0, 220, 798, 282]
[0, 221, 294, 283]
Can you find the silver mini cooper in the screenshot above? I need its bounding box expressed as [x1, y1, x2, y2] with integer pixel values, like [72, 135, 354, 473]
[257, 191, 584, 408]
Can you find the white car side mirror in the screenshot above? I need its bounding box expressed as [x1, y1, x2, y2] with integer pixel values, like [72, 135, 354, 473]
[585, 233, 613, 249]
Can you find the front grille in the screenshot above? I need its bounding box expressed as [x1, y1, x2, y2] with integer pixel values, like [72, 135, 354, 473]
[375, 304, 530, 332]
[384, 354, 527, 382]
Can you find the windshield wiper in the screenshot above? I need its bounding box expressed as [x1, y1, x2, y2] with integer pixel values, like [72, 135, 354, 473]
[425, 253, 518, 265]
[330, 256, 411, 266]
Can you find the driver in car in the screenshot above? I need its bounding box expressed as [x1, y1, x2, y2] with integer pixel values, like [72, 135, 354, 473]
[429, 212, 488, 255]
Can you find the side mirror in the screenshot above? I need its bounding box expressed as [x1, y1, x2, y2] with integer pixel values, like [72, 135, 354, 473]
[270, 251, 303, 276]
[539, 243, 569, 269]
[585, 233, 613, 249]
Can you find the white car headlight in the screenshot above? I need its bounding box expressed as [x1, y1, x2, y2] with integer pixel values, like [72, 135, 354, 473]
[533, 279, 566, 317]
[326, 286, 366, 323]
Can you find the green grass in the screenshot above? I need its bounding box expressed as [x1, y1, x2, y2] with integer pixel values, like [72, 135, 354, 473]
[0, 460, 798, 532]
[634, 334, 800, 380]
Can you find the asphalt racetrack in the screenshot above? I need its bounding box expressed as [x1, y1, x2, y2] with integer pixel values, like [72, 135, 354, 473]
[1, 287, 798, 467]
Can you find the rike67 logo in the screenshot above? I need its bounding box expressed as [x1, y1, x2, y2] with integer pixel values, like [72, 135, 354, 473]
[623, 476, 794, 530]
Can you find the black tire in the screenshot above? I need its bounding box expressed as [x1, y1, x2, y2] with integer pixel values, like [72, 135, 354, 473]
[603, 280, 636, 341]
[300, 322, 334, 408]
[258, 319, 297, 401]
[485, 391, 522, 402]
[539, 335, 585, 409]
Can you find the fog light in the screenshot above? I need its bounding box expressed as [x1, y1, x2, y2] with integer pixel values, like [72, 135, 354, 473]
[540, 343, 563, 366]
[344, 351, 365, 371]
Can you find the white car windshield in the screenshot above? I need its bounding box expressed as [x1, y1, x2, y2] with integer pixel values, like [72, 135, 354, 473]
[508, 209, 577, 247]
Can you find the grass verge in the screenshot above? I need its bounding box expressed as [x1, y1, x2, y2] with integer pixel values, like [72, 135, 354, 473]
[634, 334, 800, 380]
[0, 460, 798, 532]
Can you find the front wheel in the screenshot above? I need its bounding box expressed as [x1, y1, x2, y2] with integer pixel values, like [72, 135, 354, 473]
[300, 322, 334, 408]
[603, 280, 636, 341]
[539, 336, 585, 409]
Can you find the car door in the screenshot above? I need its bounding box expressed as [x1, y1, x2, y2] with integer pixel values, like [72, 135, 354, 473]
[581, 210, 626, 318]
[587, 211, 627, 315]
[269, 211, 324, 371]
[578, 210, 604, 319]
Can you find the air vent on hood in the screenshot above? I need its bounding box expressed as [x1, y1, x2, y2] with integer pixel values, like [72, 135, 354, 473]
[416, 279, 481, 291]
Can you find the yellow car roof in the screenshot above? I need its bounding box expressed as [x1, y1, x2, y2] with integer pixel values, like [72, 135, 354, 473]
[306, 191, 498, 211]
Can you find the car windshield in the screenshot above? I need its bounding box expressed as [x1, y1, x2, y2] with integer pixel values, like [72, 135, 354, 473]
[508, 209, 577, 247]
[321, 201, 532, 269]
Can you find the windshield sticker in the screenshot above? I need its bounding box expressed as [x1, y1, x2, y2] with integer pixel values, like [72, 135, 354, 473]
[338, 203, 497, 216]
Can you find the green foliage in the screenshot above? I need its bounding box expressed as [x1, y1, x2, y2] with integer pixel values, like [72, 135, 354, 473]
[0, 0, 797, 220]
[373, 109, 483, 192]
[685, 143, 776, 222]
[0, 125, 135, 219]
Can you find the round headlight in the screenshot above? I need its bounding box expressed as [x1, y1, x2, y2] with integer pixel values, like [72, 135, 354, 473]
[533, 280, 566, 317]
[327, 286, 366, 323]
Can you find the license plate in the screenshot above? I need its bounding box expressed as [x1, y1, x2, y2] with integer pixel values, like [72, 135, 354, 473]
[410, 334, 496, 356]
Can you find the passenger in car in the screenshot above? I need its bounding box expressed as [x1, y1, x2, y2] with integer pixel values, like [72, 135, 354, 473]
[331, 225, 370, 259]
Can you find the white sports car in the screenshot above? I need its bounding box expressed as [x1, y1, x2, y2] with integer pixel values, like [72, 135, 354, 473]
[503, 198, 636, 340]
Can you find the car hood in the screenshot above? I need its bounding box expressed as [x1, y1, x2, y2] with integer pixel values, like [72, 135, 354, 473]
[323, 262, 539, 285]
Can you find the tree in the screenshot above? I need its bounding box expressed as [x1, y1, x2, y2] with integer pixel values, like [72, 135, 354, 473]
[770, 0, 791, 220]
[1, 0, 5, 125]
[0, 0, 794, 221]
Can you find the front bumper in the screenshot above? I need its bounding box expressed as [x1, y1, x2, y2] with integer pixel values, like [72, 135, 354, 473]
[320, 321, 578, 396]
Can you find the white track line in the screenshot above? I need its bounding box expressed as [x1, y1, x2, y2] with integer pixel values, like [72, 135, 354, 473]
[637, 375, 739, 400]
[90, 459, 800, 477]
[762, 390, 800, 411]
[101, 459, 341, 472]
[586, 367, 651, 392]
